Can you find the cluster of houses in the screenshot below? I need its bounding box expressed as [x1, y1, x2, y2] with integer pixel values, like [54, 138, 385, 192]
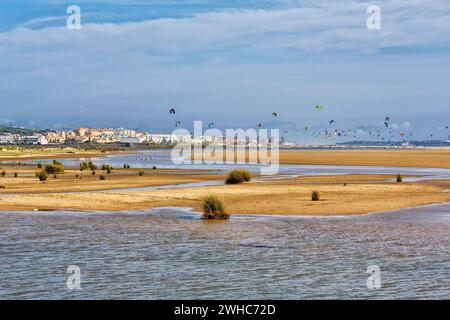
[0, 127, 283, 146]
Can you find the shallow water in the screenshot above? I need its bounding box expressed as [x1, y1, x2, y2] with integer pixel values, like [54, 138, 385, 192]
[9, 149, 450, 181]
[0, 204, 449, 300]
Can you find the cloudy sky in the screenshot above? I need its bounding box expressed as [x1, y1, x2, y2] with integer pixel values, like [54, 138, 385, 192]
[0, 0, 449, 141]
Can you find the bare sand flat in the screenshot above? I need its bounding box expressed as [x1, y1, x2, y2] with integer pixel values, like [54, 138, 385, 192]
[0, 147, 113, 161]
[196, 148, 450, 169]
[279, 149, 450, 168]
[1, 172, 449, 215]
[0, 166, 223, 194]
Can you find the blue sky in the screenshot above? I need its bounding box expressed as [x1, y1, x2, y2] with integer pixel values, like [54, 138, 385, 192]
[0, 0, 449, 141]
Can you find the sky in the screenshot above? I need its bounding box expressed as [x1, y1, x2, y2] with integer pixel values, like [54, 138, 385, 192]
[0, 0, 449, 142]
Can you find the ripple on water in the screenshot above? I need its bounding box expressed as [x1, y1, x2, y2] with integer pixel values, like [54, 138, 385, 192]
[0, 203, 450, 299]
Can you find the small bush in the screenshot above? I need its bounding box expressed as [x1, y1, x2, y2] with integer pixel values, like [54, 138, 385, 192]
[106, 167, 112, 174]
[99, 175, 106, 181]
[1, 171, 6, 177]
[80, 162, 88, 171]
[92, 170, 96, 175]
[75, 174, 79, 179]
[138, 171, 145, 176]
[36, 170, 48, 182]
[53, 174, 58, 179]
[201, 195, 229, 220]
[396, 174, 403, 183]
[37, 163, 43, 169]
[153, 166, 157, 170]
[124, 164, 131, 169]
[45, 161, 64, 174]
[225, 169, 251, 184]
[311, 191, 320, 201]
[14, 172, 18, 178]
[88, 161, 96, 170]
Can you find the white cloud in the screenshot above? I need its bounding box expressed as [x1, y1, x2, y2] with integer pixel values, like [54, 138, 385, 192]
[1, 0, 450, 57]
[0, 0, 449, 134]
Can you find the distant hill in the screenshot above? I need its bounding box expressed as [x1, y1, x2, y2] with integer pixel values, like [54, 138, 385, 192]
[0, 126, 47, 135]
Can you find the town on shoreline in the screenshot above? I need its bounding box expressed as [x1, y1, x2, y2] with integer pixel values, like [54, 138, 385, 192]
[1, 125, 449, 148]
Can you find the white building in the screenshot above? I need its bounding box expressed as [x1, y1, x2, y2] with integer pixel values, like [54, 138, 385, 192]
[0, 134, 17, 145]
[19, 135, 48, 145]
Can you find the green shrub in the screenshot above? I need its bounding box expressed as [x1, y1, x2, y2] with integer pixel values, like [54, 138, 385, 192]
[138, 171, 145, 176]
[37, 163, 43, 169]
[396, 174, 403, 183]
[106, 167, 112, 174]
[102, 164, 113, 172]
[225, 169, 251, 184]
[45, 161, 64, 174]
[36, 170, 48, 181]
[92, 170, 96, 176]
[53, 174, 58, 179]
[88, 161, 96, 170]
[99, 175, 106, 181]
[201, 195, 229, 220]
[312, 191, 320, 201]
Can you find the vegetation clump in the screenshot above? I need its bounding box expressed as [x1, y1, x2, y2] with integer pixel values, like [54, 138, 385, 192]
[45, 160, 64, 174]
[99, 175, 106, 180]
[397, 174, 403, 183]
[36, 170, 48, 182]
[311, 191, 320, 201]
[138, 171, 145, 176]
[80, 161, 96, 171]
[201, 195, 229, 220]
[225, 169, 251, 184]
